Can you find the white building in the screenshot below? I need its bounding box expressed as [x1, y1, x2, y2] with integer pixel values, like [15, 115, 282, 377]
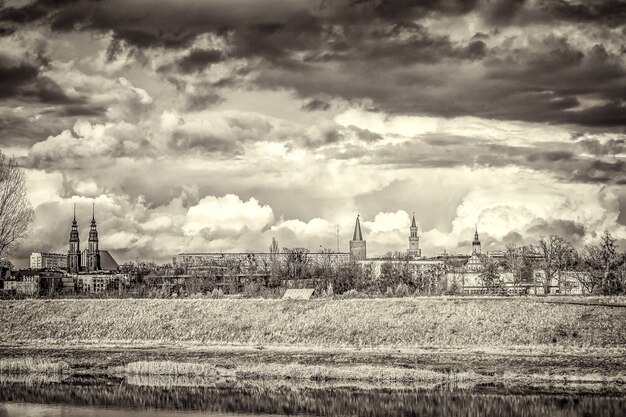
[174, 252, 350, 269]
[29, 252, 67, 270]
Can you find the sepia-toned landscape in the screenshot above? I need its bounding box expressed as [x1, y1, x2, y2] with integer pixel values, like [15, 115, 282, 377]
[1, 0, 626, 415]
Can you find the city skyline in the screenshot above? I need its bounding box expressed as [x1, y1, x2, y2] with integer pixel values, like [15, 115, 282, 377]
[1, 0, 625, 266]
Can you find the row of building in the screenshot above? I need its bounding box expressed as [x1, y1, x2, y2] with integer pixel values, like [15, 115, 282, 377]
[3, 208, 588, 296]
[1, 205, 123, 296]
[173, 214, 587, 295]
[1, 270, 131, 296]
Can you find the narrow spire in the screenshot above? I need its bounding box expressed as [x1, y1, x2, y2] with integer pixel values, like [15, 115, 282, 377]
[92, 202, 95, 222]
[411, 212, 417, 228]
[73, 203, 76, 222]
[352, 215, 363, 241]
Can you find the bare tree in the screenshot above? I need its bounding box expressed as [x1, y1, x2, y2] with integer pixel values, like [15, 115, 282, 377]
[282, 247, 310, 287]
[0, 152, 34, 259]
[504, 244, 538, 292]
[479, 256, 501, 293]
[504, 244, 522, 289]
[537, 235, 574, 295]
[581, 231, 621, 294]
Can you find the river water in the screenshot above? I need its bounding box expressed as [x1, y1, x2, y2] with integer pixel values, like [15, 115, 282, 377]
[1, 378, 625, 416]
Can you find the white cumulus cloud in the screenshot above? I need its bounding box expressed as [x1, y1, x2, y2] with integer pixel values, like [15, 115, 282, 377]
[183, 194, 274, 236]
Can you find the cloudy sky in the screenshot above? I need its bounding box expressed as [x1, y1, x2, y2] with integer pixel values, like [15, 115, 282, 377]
[1, 0, 625, 266]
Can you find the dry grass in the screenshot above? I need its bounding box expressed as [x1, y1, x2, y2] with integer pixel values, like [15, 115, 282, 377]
[120, 360, 626, 387]
[122, 360, 480, 383]
[234, 363, 480, 382]
[125, 361, 220, 377]
[0, 358, 70, 374]
[501, 371, 626, 385]
[1, 298, 625, 348]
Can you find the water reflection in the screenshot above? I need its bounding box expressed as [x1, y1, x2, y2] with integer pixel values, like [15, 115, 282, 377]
[1, 379, 625, 417]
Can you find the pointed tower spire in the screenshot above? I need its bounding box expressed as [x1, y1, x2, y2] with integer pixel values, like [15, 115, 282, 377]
[352, 215, 363, 241]
[408, 211, 420, 257]
[87, 202, 100, 272]
[349, 215, 366, 262]
[472, 224, 481, 255]
[68, 204, 81, 274]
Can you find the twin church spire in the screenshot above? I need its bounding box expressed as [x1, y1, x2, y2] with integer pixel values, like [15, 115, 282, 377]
[67, 203, 101, 274]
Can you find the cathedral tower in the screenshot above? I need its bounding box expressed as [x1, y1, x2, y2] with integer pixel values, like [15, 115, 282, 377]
[472, 226, 481, 255]
[408, 212, 421, 258]
[86, 203, 101, 272]
[349, 215, 366, 262]
[67, 204, 81, 274]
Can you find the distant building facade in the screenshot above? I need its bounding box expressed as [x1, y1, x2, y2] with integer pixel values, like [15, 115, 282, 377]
[76, 274, 124, 293]
[30, 252, 67, 270]
[174, 251, 350, 269]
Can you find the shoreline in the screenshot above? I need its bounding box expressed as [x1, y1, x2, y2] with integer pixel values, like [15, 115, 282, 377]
[1, 343, 625, 394]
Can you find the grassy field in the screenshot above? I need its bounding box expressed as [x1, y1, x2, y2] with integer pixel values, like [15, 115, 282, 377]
[0, 298, 625, 348]
[0, 358, 69, 374]
[121, 360, 481, 382]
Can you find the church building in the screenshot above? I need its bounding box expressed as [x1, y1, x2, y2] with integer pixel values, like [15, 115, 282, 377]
[67, 205, 81, 274]
[86, 204, 101, 272]
[349, 215, 366, 262]
[465, 227, 483, 271]
[66, 204, 116, 274]
[408, 212, 421, 258]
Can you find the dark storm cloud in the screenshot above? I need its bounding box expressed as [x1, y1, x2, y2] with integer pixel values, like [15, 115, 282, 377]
[301, 98, 330, 112]
[579, 138, 625, 156]
[507, 0, 626, 27]
[526, 218, 586, 243]
[0, 111, 69, 148]
[480, 0, 526, 26]
[184, 90, 225, 112]
[0, 59, 38, 97]
[343, 134, 626, 184]
[40, 104, 107, 117]
[0, 50, 85, 108]
[4, 0, 626, 127]
[168, 131, 244, 157]
[176, 48, 224, 73]
[0, 0, 53, 24]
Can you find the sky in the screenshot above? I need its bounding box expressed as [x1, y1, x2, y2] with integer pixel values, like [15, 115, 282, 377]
[1, 0, 625, 266]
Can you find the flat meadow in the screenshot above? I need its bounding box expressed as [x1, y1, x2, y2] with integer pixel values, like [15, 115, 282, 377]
[1, 297, 625, 348]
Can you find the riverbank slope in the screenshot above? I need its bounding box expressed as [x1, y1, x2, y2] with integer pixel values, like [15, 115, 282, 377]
[1, 297, 625, 348]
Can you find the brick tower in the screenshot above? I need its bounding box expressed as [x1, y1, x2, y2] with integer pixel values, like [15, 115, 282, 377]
[349, 215, 366, 262]
[86, 203, 101, 272]
[408, 212, 421, 258]
[67, 204, 81, 274]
